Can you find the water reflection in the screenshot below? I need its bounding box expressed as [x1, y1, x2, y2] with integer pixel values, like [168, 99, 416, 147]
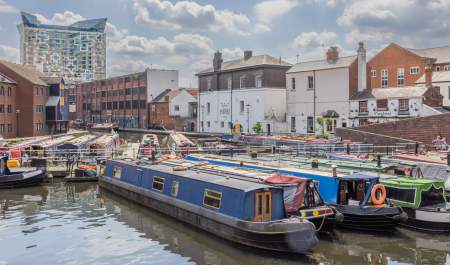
[0, 183, 448, 265]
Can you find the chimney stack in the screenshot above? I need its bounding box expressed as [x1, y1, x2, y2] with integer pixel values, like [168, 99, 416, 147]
[357, 42, 367, 92]
[326, 46, 339, 62]
[244, 50, 253, 61]
[425, 59, 433, 88]
[213, 51, 223, 72]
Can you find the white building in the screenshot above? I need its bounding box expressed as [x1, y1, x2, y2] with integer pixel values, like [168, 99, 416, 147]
[349, 86, 443, 126]
[286, 43, 367, 134]
[416, 71, 450, 107]
[170, 88, 198, 117]
[197, 51, 291, 134]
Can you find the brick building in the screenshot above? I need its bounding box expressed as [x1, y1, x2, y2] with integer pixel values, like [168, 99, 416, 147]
[75, 68, 178, 128]
[367, 43, 450, 89]
[0, 60, 68, 138]
[0, 72, 17, 138]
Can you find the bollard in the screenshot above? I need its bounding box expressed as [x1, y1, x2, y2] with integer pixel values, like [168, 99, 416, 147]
[331, 165, 337, 177]
[377, 155, 381, 168]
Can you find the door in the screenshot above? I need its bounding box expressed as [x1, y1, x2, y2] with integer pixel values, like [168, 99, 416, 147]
[266, 124, 271, 135]
[254, 191, 272, 222]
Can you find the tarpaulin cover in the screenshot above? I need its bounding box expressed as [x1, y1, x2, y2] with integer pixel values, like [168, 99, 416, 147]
[265, 175, 308, 212]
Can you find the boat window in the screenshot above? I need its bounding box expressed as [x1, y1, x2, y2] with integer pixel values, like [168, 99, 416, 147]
[265, 193, 271, 214]
[420, 186, 445, 207]
[152, 177, 165, 191]
[257, 194, 263, 215]
[385, 186, 415, 204]
[113, 167, 121, 179]
[171, 181, 179, 197]
[203, 189, 222, 209]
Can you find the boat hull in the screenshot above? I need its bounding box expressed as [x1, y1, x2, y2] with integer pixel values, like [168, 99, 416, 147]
[335, 205, 403, 232]
[0, 170, 46, 189]
[400, 208, 450, 233]
[99, 176, 318, 254]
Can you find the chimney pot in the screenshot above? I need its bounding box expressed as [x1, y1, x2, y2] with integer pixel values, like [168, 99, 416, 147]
[213, 51, 223, 72]
[244, 50, 252, 60]
[326, 46, 339, 62]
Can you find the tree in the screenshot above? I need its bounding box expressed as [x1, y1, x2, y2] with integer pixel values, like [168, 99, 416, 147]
[252, 122, 262, 134]
[325, 118, 333, 132]
[316, 117, 324, 133]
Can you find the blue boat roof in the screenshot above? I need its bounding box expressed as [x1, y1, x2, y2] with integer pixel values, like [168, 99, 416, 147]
[119, 160, 276, 193]
[21, 11, 107, 32]
[340, 172, 380, 181]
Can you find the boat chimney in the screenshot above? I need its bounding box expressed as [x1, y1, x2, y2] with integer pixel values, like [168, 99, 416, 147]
[332, 165, 337, 177]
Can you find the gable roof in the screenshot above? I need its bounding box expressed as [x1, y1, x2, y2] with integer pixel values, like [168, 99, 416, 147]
[287, 55, 357, 73]
[416, 71, 450, 84]
[0, 73, 16, 84]
[367, 43, 427, 64]
[40, 76, 64, 85]
[0, 60, 48, 86]
[197, 54, 292, 75]
[185, 88, 198, 97]
[351, 86, 427, 100]
[407, 46, 450, 64]
[151, 89, 172, 103]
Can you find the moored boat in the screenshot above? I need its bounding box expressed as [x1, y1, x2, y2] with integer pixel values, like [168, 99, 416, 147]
[160, 159, 339, 232]
[381, 176, 450, 233]
[185, 154, 407, 232]
[167, 132, 198, 155]
[139, 134, 160, 158]
[99, 159, 319, 253]
[0, 156, 45, 189]
[89, 132, 119, 157]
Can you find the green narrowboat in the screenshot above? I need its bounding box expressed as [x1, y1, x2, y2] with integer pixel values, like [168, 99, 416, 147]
[381, 177, 450, 233]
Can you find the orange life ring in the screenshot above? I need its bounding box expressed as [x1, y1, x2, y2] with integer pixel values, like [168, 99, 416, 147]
[371, 184, 386, 207]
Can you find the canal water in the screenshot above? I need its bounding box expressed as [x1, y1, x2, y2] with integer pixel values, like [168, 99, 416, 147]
[0, 182, 449, 265]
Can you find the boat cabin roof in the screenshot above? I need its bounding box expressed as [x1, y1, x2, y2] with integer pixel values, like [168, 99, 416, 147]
[117, 160, 277, 192]
[340, 172, 380, 181]
[381, 176, 445, 189]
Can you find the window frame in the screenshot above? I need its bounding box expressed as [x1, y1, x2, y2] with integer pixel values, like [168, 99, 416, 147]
[381, 69, 388, 88]
[307, 75, 314, 90]
[152, 176, 165, 192]
[370, 70, 376, 78]
[203, 189, 222, 209]
[359, 100, 368, 113]
[255, 75, 262, 88]
[399, 99, 409, 111]
[409, 66, 419, 75]
[376, 99, 388, 111]
[397, 68, 405, 87]
[291, 77, 296, 90]
[240, 75, 246, 89]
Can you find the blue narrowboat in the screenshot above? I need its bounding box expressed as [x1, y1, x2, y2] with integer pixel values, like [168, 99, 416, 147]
[159, 159, 340, 232]
[185, 154, 407, 232]
[99, 159, 319, 253]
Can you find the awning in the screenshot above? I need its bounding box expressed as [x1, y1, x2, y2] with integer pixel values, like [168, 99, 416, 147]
[45, 96, 60, 107]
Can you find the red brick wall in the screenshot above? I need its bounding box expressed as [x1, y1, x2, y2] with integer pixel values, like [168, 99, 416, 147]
[367, 43, 427, 88]
[336, 113, 450, 144]
[149, 102, 175, 130]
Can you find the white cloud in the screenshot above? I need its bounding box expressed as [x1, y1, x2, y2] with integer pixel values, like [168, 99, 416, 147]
[0, 0, 17, 14]
[0, 44, 19, 62]
[293, 31, 337, 48]
[35, 11, 85, 25]
[255, 0, 300, 24]
[337, 0, 450, 46]
[133, 0, 261, 35]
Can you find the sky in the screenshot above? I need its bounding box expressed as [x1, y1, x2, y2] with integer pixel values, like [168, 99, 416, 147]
[0, 0, 450, 87]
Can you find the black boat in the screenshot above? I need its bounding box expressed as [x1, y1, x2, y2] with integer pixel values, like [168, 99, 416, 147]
[0, 156, 46, 189]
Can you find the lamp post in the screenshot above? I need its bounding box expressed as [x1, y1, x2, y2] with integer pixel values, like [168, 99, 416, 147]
[246, 103, 250, 133]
